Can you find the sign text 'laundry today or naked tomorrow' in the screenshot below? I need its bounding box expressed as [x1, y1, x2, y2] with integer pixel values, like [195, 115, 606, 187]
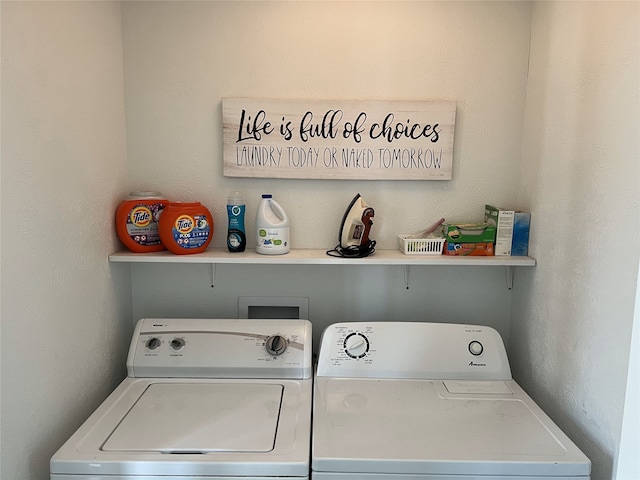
[222, 98, 456, 180]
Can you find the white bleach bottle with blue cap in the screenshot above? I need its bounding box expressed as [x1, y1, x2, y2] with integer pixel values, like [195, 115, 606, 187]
[256, 194, 290, 255]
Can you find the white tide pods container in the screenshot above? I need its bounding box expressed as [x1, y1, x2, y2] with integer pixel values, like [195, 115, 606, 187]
[256, 194, 290, 255]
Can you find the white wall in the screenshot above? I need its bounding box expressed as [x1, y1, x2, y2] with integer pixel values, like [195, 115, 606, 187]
[512, 2, 640, 480]
[1, 2, 637, 480]
[121, 0, 532, 349]
[122, 1, 531, 247]
[0, 2, 132, 479]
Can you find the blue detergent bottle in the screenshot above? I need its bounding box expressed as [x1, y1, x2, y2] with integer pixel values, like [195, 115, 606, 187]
[226, 191, 246, 252]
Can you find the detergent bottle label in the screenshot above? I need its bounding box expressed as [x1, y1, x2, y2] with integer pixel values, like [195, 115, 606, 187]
[255, 194, 290, 255]
[227, 203, 246, 252]
[125, 203, 164, 246]
[171, 214, 211, 249]
[257, 226, 289, 251]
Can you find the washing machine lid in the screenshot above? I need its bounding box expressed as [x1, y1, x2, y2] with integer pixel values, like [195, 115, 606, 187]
[51, 377, 312, 477]
[312, 378, 591, 477]
[103, 383, 282, 453]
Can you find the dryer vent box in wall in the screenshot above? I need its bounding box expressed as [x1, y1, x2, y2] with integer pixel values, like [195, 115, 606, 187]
[239, 297, 309, 320]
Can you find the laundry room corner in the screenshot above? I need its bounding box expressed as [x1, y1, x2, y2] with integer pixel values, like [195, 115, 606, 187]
[509, 2, 640, 479]
[1, 2, 134, 479]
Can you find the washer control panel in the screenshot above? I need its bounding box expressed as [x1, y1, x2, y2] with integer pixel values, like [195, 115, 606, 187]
[316, 322, 511, 381]
[127, 318, 312, 379]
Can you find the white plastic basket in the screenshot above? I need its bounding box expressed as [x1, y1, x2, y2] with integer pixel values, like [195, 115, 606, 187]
[398, 235, 445, 255]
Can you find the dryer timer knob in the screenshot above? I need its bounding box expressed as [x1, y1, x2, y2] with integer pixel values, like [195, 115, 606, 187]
[344, 333, 369, 358]
[265, 335, 288, 356]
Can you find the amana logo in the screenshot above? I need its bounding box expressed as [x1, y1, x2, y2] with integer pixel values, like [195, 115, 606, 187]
[469, 361, 487, 367]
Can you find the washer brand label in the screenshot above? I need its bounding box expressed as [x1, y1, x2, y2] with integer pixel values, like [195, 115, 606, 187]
[130, 206, 152, 227]
[469, 361, 486, 367]
[175, 215, 195, 234]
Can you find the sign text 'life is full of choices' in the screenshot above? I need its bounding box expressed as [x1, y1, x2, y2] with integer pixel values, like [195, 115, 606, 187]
[222, 98, 456, 181]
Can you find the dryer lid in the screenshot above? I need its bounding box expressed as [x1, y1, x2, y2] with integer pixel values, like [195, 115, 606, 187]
[102, 383, 283, 453]
[312, 378, 591, 476]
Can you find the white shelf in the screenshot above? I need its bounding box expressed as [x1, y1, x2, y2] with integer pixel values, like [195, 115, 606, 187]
[109, 248, 535, 267]
[109, 248, 535, 289]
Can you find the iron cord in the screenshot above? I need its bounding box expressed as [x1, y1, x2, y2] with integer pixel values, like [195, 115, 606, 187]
[326, 239, 376, 258]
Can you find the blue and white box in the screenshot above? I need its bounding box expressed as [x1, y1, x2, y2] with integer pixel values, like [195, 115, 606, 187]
[484, 205, 531, 256]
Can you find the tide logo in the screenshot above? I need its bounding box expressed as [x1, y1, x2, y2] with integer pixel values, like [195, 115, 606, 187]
[130, 206, 152, 227]
[175, 215, 195, 234]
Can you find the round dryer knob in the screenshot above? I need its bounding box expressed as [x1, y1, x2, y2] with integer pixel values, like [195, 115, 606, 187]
[265, 335, 288, 356]
[468, 341, 484, 356]
[344, 333, 369, 358]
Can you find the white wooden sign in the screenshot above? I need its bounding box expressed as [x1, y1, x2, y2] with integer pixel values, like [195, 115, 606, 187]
[222, 98, 456, 180]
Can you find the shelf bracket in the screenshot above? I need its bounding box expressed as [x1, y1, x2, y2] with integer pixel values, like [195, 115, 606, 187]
[505, 266, 514, 290]
[403, 265, 411, 290]
[209, 263, 216, 288]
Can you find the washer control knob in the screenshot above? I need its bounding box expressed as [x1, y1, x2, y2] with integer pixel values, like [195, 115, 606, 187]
[146, 337, 161, 350]
[170, 338, 185, 350]
[468, 341, 484, 356]
[344, 333, 369, 358]
[265, 335, 288, 356]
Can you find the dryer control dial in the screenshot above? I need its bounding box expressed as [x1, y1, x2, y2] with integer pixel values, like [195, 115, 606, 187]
[344, 333, 369, 358]
[469, 340, 484, 356]
[265, 335, 288, 356]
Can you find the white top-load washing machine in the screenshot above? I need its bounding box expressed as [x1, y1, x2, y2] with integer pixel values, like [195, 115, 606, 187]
[51, 318, 313, 480]
[312, 322, 591, 480]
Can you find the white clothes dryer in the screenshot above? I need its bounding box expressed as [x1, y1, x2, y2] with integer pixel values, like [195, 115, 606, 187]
[312, 322, 591, 480]
[51, 318, 313, 480]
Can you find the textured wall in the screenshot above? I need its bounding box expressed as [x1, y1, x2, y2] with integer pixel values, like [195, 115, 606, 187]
[512, 2, 640, 479]
[121, 0, 532, 348]
[0, 3, 132, 479]
[121, 1, 532, 249]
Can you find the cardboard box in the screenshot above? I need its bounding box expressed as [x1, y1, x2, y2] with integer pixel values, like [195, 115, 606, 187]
[442, 223, 496, 244]
[484, 205, 531, 256]
[444, 242, 494, 256]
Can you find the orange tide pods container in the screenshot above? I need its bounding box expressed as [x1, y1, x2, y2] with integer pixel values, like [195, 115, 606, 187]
[116, 192, 168, 253]
[159, 202, 214, 254]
